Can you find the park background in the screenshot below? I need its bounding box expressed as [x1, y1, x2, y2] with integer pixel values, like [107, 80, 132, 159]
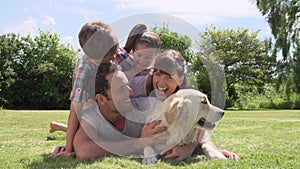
[0, 1, 299, 110]
[0, 0, 299, 168]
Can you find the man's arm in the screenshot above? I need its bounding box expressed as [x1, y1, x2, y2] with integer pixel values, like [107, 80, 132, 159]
[73, 120, 167, 160]
[160, 129, 238, 161]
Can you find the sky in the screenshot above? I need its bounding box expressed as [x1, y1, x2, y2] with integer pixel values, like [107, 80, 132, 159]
[0, 0, 272, 50]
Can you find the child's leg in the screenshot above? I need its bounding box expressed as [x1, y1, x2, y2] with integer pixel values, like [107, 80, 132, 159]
[50, 121, 68, 133]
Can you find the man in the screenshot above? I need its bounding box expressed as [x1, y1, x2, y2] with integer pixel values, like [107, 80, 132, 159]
[69, 62, 166, 160]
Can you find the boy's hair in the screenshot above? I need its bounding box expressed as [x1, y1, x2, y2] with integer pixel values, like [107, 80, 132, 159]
[95, 62, 120, 98]
[79, 21, 119, 61]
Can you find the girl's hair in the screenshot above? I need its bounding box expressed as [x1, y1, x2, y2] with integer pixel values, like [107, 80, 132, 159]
[124, 23, 147, 52]
[133, 32, 161, 51]
[152, 49, 189, 89]
[124, 23, 161, 53]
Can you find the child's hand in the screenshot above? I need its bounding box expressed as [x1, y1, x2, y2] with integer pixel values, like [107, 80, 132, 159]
[48, 146, 73, 158]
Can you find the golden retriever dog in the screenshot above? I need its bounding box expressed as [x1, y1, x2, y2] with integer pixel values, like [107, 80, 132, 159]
[142, 89, 226, 164]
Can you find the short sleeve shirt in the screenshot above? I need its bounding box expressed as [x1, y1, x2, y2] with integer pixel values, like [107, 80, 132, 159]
[129, 74, 150, 97]
[115, 47, 133, 71]
[69, 54, 98, 103]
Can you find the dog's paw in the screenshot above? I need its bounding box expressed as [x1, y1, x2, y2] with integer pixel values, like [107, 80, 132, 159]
[142, 157, 158, 164]
[202, 143, 227, 160]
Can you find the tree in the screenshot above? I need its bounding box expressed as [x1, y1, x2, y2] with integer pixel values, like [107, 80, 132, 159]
[0, 31, 76, 109]
[152, 26, 195, 63]
[256, 0, 299, 59]
[195, 27, 276, 108]
[256, 0, 300, 101]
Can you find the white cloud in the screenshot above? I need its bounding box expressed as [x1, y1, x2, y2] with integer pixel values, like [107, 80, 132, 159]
[42, 16, 56, 26]
[22, 7, 29, 12]
[112, 0, 261, 25]
[60, 36, 76, 47]
[3, 17, 38, 36]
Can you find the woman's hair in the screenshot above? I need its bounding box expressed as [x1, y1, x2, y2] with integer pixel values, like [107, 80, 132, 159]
[152, 49, 189, 89]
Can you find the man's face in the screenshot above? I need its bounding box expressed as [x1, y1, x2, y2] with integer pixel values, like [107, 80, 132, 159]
[106, 71, 133, 113]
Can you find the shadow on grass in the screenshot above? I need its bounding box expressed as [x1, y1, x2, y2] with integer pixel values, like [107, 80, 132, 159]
[26, 153, 105, 169]
[129, 154, 206, 166]
[159, 155, 206, 166]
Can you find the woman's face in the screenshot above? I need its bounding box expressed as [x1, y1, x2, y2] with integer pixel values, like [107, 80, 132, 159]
[152, 70, 183, 100]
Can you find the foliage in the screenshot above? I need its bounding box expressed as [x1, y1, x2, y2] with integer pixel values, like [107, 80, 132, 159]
[256, 0, 299, 59]
[293, 40, 300, 93]
[234, 83, 300, 109]
[0, 31, 76, 109]
[1, 109, 299, 168]
[194, 27, 276, 108]
[256, 0, 300, 98]
[152, 26, 195, 64]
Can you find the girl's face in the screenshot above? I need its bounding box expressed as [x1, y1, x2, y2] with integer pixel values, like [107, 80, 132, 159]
[152, 70, 183, 100]
[132, 44, 156, 70]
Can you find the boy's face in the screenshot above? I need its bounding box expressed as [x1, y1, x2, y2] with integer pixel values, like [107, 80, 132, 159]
[132, 44, 157, 70]
[106, 71, 133, 113]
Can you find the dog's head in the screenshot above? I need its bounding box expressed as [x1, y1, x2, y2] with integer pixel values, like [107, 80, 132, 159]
[163, 89, 224, 130]
[194, 91, 224, 130]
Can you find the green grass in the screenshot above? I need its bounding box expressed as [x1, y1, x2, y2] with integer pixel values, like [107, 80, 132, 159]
[0, 109, 299, 169]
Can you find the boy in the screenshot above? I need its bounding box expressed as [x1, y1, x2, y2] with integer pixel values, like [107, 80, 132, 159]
[49, 20, 118, 157]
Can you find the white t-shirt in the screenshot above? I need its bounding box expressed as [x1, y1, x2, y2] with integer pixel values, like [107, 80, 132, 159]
[80, 100, 144, 141]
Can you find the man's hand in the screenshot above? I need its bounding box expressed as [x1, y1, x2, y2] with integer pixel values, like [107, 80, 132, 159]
[220, 149, 239, 160]
[140, 120, 167, 138]
[139, 120, 168, 147]
[160, 143, 196, 161]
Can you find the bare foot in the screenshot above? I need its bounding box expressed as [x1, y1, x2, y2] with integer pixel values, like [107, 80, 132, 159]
[49, 121, 67, 133]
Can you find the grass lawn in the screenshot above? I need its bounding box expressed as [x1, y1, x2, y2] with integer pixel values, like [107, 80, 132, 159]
[0, 109, 299, 169]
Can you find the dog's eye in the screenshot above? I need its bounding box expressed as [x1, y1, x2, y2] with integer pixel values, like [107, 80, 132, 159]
[201, 98, 208, 104]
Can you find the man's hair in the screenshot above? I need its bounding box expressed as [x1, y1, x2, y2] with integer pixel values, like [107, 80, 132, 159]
[95, 62, 120, 98]
[78, 20, 118, 60]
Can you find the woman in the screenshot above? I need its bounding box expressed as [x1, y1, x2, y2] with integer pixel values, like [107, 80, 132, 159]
[129, 49, 238, 161]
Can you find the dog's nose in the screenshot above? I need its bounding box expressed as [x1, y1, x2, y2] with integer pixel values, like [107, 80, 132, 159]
[220, 112, 225, 117]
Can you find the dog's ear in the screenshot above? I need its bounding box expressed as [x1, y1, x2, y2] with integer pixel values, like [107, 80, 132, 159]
[165, 97, 192, 124]
[164, 97, 181, 125]
[177, 98, 192, 121]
